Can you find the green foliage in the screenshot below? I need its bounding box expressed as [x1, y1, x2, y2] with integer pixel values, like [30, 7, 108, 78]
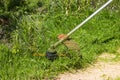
[0, 0, 120, 79]
[0, 0, 39, 12]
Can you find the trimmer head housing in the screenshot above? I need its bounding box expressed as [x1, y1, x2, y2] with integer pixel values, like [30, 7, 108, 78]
[46, 48, 58, 60]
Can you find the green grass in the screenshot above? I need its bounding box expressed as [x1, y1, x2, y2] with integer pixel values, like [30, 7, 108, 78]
[0, 1, 120, 79]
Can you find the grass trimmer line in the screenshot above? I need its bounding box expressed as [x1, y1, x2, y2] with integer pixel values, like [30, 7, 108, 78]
[46, 0, 113, 60]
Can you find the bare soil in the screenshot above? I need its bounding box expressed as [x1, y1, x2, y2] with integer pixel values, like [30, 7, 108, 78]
[56, 48, 120, 80]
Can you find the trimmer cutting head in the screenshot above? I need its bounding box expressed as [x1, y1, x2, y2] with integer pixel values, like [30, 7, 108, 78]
[46, 48, 58, 61]
[46, 34, 80, 60]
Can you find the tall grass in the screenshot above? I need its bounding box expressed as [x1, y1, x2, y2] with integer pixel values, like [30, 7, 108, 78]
[0, 0, 120, 79]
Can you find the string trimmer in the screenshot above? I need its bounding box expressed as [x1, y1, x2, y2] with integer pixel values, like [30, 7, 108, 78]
[46, 0, 113, 60]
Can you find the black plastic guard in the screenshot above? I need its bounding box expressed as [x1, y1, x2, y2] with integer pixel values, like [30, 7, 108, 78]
[46, 51, 58, 61]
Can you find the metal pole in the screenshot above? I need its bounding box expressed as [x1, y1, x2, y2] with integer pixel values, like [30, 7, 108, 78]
[52, 0, 113, 48]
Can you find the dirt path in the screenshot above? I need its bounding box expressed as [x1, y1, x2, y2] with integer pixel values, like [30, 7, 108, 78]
[57, 48, 120, 80]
